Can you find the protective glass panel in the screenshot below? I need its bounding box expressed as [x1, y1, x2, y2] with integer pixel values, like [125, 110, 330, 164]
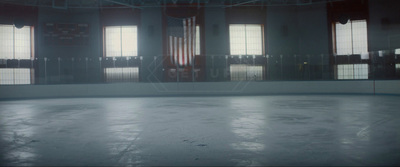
[105, 67, 139, 82]
[337, 64, 353, 79]
[337, 64, 368, 80]
[246, 65, 263, 80]
[230, 64, 247, 81]
[14, 68, 31, 84]
[122, 67, 139, 82]
[230, 64, 264, 81]
[354, 64, 368, 79]
[361, 52, 369, 59]
[0, 68, 14, 84]
[395, 48, 400, 55]
[0, 68, 31, 85]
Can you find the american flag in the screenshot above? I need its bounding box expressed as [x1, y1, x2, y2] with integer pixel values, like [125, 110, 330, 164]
[167, 16, 196, 67]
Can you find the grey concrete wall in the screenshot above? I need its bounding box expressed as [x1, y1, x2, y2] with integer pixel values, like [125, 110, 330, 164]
[296, 4, 329, 55]
[266, 4, 329, 80]
[37, 8, 101, 58]
[6, 2, 400, 86]
[266, 4, 329, 55]
[266, 6, 299, 55]
[1, 81, 399, 99]
[204, 8, 229, 81]
[368, 0, 400, 51]
[204, 8, 228, 56]
[37, 8, 101, 84]
[139, 7, 163, 82]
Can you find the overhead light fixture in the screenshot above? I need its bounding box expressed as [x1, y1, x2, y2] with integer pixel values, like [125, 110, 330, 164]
[13, 17, 25, 29]
[338, 14, 349, 25]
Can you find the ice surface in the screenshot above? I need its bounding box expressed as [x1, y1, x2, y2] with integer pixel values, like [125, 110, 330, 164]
[1, 95, 400, 166]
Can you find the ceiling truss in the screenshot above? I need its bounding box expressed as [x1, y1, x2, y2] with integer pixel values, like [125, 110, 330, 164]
[0, 0, 346, 9]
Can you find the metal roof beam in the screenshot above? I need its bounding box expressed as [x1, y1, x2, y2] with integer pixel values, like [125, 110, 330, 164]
[104, 0, 142, 9]
[224, 0, 259, 8]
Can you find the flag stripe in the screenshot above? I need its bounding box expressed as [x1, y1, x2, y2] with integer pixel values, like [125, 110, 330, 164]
[187, 18, 190, 65]
[167, 16, 196, 67]
[183, 19, 187, 66]
[174, 37, 178, 64]
[169, 36, 173, 63]
[180, 38, 184, 66]
[191, 17, 196, 65]
[186, 18, 190, 65]
[178, 37, 181, 66]
[188, 18, 192, 66]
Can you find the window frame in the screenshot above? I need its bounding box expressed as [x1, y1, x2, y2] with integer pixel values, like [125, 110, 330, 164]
[0, 24, 35, 85]
[104, 67, 139, 83]
[0, 24, 35, 60]
[0, 68, 34, 85]
[102, 25, 140, 82]
[395, 64, 400, 73]
[332, 19, 368, 56]
[335, 63, 369, 80]
[229, 64, 264, 81]
[228, 24, 265, 56]
[103, 25, 138, 58]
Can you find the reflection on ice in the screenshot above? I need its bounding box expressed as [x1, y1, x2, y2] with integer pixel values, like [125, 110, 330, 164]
[231, 116, 265, 140]
[229, 98, 266, 153]
[231, 142, 265, 152]
[0, 104, 37, 166]
[5, 148, 36, 166]
[1, 96, 400, 166]
[103, 99, 143, 166]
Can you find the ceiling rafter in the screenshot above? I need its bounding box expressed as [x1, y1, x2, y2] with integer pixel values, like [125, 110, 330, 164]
[103, 0, 142, 9]
[224, 0, 259, 8]
[0, 0, 348, 8]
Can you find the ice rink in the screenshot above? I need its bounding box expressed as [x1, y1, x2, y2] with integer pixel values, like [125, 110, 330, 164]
[1, 95, 399, 166]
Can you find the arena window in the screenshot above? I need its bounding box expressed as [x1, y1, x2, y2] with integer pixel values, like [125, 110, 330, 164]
[229, 24, 263, 56]
[396, 64, 400, 74]
[395, 48, 400, 55]
[230, 64, 264, 81]
[336, 64, 368, 80]
[103, 26, 139, 82]
[334, 20, 368, 55]
[104, 67, 139, 83]
[229, 24, 264, 81]
[0, 24, 34, 85]
[104, 26, 138, 57]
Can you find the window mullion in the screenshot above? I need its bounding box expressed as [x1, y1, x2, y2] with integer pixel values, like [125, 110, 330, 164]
[13, 26, 15, 59]
[351, 20, 354, 55]
[13, 69, 15, 85]
[30, 27, 34, 59]
[120, 26, 123, 57]
[244, 25, 247, 55]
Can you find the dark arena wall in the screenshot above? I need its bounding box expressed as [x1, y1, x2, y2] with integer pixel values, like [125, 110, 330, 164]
[1, 0, 400, 98]
[0, 0, 399, 88]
